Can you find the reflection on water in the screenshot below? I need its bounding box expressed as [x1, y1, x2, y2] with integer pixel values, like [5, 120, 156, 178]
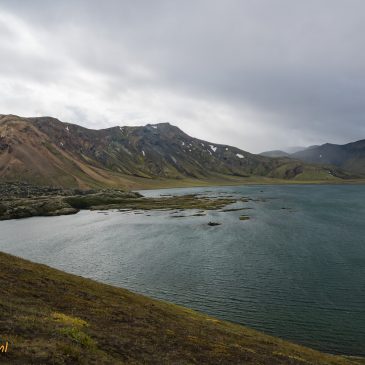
[0, 184, 364, 356]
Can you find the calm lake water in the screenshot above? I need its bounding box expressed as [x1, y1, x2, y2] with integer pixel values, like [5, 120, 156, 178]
[0, 185, 364, 355]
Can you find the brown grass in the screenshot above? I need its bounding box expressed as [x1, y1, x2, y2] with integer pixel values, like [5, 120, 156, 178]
[0, 252, 363, 364]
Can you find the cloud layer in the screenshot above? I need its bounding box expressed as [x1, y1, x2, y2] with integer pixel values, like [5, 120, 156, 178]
[0, 0, 364, 152]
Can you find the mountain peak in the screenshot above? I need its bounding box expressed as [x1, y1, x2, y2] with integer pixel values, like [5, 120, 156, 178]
[0, 114, 359, 187]
[146, 122, 171, 127]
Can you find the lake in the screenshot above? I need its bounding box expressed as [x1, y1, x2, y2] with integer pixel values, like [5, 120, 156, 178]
[0, 184, 364, 356]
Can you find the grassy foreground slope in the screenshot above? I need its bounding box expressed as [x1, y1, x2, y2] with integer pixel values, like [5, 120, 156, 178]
[0, 252, 362, 365]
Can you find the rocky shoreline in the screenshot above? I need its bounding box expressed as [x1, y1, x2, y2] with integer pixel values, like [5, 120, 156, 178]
[0, 182, 236, 220]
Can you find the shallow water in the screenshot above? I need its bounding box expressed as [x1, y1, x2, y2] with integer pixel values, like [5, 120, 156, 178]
[0, 184, 364, 355]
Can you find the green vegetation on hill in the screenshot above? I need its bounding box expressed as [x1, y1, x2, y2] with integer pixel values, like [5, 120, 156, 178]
[0, 252, 363, 364]
[0, 183, 236, 220]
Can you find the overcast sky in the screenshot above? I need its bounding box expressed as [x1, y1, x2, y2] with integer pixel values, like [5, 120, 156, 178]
[0, 0, 364, 152]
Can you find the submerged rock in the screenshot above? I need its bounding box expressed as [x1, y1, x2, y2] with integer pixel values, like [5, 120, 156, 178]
[208, 221, 221, 226]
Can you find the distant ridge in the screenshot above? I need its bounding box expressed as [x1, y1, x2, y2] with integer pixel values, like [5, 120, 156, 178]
[260, 150, 290, 158]
[0, 114, 354, 188]
[291, 140, 365, 176]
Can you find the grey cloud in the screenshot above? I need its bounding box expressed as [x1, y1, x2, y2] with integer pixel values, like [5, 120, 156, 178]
[0, 0, 364, 152]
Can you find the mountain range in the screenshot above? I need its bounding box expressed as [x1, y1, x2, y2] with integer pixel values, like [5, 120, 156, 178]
[261, 141, 365, 176]
[291, 141, 365, 175]
[0, 114, 359, 189]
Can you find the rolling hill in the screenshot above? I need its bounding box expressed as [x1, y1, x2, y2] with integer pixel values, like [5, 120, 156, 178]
[0, 114, 353, 188]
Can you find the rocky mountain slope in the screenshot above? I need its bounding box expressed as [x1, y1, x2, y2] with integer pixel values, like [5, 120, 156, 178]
[291, 140, 365, 176]
[0, 114, 351, 188]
